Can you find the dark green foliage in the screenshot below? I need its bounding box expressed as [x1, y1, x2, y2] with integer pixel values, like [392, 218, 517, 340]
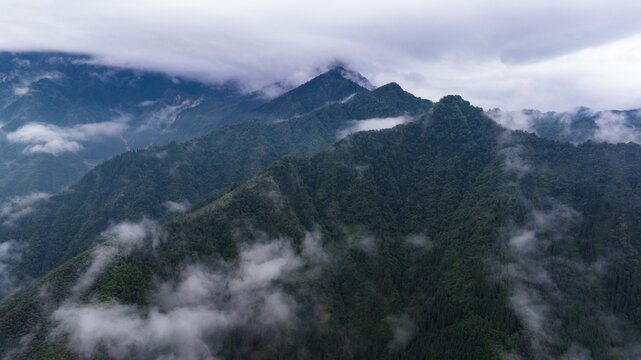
[0, 52, 265, 203]
[256, 66, 367, 119]
[97, 263, 147, 304]
[2, 95, 515, 358]
[0, 81, 431, 290]
[0, 55, 370, 204]
[5, 94, 641, 359]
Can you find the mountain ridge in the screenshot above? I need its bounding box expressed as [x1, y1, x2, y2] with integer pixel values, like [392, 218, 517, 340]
[256, 66, 368, 120]
[0, 80, 431, 294]
[0, 53, 373, 204]
[5, 95, 641, 358]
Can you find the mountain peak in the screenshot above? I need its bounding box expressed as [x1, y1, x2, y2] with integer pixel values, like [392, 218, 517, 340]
[257, 67, 368, 119]
[363, 82, 432, 114]
[427, 95, 500, 139]
[371, 82, 403, 95]
[329, 65, 375, 90]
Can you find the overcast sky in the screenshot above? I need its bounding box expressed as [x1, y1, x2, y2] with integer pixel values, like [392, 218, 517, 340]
[1, 0, 640, 111]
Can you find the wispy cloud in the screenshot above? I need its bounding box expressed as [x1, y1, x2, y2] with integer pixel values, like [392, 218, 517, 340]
[163, 200, 191, 214]
[486, 109, 537, 132]
[0, 192, 51, 226]
[52, 231, 330, 359]
[12, 71, 62, 96]
[72, 218, 160, 296]
[6, 120, 128, 155]
[501, 204, 579, 355]
[593, 111, 641, 144]
[494, 135, 641, 358]
[0, 240, 25, 297]
[138, 98, 202, 132]
[495, 139, 583, 357]
[337, 116, 412, 139]
[404, 232, 433, 249]
[489, 109, 641, 144]
[386, 313, 414, 351]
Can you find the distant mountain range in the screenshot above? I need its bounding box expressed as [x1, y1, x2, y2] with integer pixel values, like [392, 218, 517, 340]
[488, 107, 641, 144]
[0, 77, 429, 290]
[2, 52, 641, 359]
[0, 52, 367, 203]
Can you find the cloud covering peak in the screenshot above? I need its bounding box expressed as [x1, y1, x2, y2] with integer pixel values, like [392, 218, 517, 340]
[1, 1, 641, 110]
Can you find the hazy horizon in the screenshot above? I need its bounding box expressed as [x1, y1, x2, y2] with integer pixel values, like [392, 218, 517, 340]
[1, 0, 640, 112]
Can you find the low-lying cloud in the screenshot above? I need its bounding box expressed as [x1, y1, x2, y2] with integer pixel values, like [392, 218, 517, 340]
[386, 313, 414, 351]
[489, 108, 641, 145]
[0, 240, 24, 296]
[52, 231, 330, 359]
[6, 120, 128, 155]
[593, 111, 641, 144]
[138, 98, 202, 132]
[337, 116, 412, 139]
[12, 71, 63, 96]
[0, 192, 51, 226]
[404, 232, 433, 249]
[163, 200, 191, 214]
[486, 109, 537, 133]
[498, 132, 532, 179]
[496, 142, 585, 357]
[72, 218, 159, 296]
[494, 136, 641, 358]
[502, 205, 578, 333]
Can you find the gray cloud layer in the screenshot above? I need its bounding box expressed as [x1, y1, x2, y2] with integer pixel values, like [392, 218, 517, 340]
[72, 218, 159, 296]
[51, 230, 329, 359]
[1, 1, 640, 111]
[336, 116, 412, 139]
[0, 240, 24, 295]
[592, 111, 641, 144]
[6, 121, 128, 155]
[495, 133, 641, 358]
[0, 192, 51, 226]
[163, 200, 191, 214]
[489, 109, 641, 144]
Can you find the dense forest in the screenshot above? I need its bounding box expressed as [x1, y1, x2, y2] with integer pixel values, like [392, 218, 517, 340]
[3, 95, 641, 359]
[0, 80, 430, 295]
[0, 53, 367, 204]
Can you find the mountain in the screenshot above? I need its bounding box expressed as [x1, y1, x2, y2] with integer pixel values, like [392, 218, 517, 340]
[0, 52, 263, 203]
[487, 107, 641, 144]
[3, 96, 641, 359]
[0, 81, 431, 295]
[255, 66, 368, 120]
[0, 54, 370, 204]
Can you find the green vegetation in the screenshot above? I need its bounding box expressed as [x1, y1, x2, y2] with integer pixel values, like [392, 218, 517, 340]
[0, 81, 431, 287]
[4, 88, 641, 358]
[0, 52, 262, 203]
[256, 66, 367, 119]
[2, 96, 516, 358]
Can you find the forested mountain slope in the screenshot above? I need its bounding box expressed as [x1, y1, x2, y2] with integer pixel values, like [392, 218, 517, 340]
[0, 53, 368, 202]
[3, 96, 641, 359]
[0, 52, 263, 202]
[0, 82, 430, 295]
[488, 106, 641, 144]
[255, 66, 368, 119]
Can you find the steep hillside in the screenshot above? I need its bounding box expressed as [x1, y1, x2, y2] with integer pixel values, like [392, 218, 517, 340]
[0, 52, 263, 202]
[0, 54, 369, 203]
[4, 96, 641, 358]
[0, 82, 431, 293]
[255, 66, 367, 119]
